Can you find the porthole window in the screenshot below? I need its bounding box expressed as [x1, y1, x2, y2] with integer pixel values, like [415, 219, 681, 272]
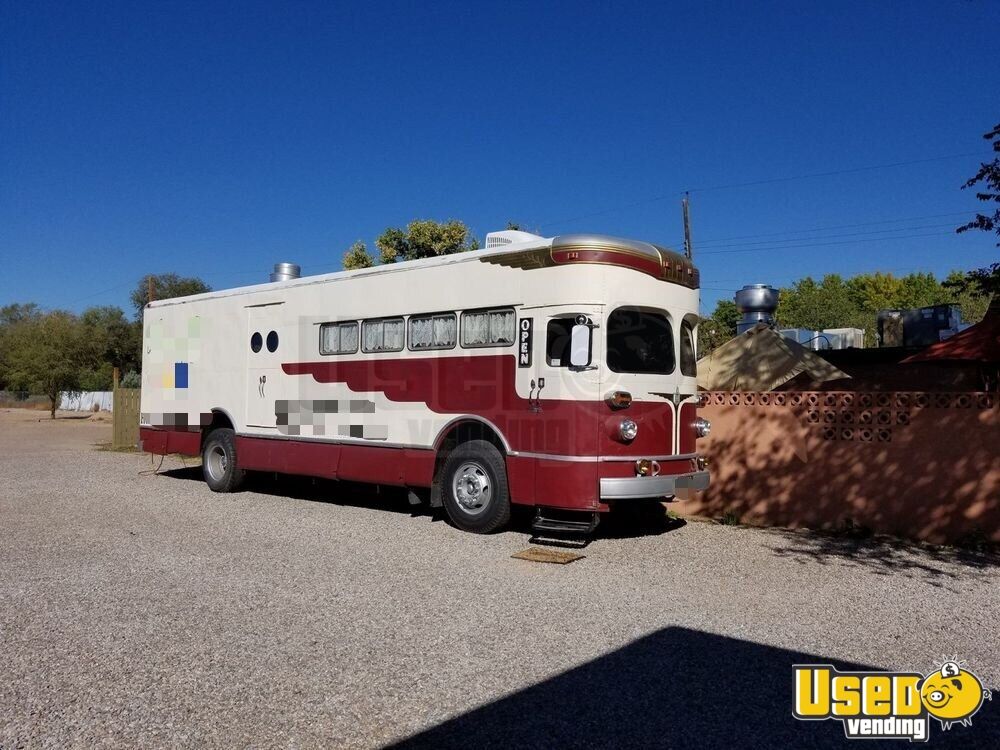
[266, 330, 279, 352]
[250, 332, 263, 353]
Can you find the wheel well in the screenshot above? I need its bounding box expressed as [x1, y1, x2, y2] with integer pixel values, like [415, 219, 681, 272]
[429, 420, 507, 507]
[201, 409, 234, 446]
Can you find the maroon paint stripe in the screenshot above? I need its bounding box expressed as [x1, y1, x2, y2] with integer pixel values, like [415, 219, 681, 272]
[140, 427, 200, 456]
[552, 248, 663, 279]
[143, 427, 699, 511]
[679, 402, 697, 455]
[282, 354, 681, 457]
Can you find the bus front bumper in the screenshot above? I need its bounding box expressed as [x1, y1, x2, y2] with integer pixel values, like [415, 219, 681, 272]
[600, 470, 710, 501]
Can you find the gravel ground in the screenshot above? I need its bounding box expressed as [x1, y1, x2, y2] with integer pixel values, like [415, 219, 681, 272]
[1, 408, 998, 748]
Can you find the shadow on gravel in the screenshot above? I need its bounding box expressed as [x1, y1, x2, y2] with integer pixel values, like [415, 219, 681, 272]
[159, 467, 427, 518]
[156, 468, 686, 541]
[390, 626, 999, 750]
[596, 502, 688, 540]
[763, 527, 1000, 585]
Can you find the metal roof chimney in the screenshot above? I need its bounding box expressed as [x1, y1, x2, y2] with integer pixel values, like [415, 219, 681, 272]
[735, 284, 779, 335]
[270, 262, 301, 282]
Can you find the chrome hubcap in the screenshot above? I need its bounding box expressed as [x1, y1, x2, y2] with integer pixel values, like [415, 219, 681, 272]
[452, 462, 491, 515]
[207, 444, 228, 481]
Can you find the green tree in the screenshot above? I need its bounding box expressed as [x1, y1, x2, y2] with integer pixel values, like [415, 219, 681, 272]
[777, 275, 859, 331]
[697, 299, 739, 356]
[376, 219, 478, 264]
[896, 272, 947, 309]
[943, 263, 1000, 300]
[845, 272, 905, 318]
[1, 302, 42, 326]
[4, 311, 101, 418]
[943, 269, 993, 323]
[130, 274, 211, 320]
[78, 362, 114, 392]
[0, 303, 44, 389]
[957, 122, 1000, 246]
[120, 370, 141, 388]
[80, 306, 142, 386]
[774, 269, 991, 344]
[342, 240, 376, 270]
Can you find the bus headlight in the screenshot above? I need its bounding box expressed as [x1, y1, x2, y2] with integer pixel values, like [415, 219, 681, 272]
[694, 417, 711, 438]
[619, 418, 638, 441]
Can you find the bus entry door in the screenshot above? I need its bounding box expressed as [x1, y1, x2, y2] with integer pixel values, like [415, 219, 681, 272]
[245, 303, 284, 430]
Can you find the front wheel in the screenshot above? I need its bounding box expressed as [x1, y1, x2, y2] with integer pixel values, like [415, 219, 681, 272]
[202, 428, 246, 492]
[440, 440, 511, 533]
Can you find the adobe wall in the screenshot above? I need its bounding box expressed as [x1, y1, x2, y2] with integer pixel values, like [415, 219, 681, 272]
[672, 391, 999, 544]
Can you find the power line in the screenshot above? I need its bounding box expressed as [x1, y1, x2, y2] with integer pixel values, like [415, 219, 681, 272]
[698, 230, 955, 256]
[687, 211, 972, 246]
[539, 151, 988, 228]
[684, 151, 986, 194]
[65, 281, 136, 307]
[691, 222, 959, 251]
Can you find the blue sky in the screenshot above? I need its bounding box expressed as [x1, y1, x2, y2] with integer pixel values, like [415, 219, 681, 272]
[2, 0, 998, 317]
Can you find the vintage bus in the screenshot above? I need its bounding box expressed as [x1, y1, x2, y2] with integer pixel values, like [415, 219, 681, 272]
[139, 230, 710, 534]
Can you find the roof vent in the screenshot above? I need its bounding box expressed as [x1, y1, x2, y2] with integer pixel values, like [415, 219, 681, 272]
[735, 284, 780, 335]
[270, 262, 301, 282]
[485, 230, 543, 248]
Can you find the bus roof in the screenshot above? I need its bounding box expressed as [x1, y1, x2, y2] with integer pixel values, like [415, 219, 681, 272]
[146, 232, 698, 309]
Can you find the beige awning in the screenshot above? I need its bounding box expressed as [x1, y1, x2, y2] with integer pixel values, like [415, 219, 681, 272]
[697, 324, 850, 391]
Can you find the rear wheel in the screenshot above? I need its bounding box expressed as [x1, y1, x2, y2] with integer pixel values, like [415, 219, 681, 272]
[202, 428, 246, 492]
[440, 440, 511, 533]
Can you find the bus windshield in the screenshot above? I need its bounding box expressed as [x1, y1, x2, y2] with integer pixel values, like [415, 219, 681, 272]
[606, 307, 675, 374]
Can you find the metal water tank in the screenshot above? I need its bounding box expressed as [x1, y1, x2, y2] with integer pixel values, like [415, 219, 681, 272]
[735, 284, 779, 334]
[269, 262, 301, 282]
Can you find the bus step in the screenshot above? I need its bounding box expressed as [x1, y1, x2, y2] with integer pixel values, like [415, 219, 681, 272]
[531, 510, 599, 545]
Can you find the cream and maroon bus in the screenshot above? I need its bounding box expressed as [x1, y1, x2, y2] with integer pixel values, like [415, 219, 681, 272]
[140, 230, 710, 534]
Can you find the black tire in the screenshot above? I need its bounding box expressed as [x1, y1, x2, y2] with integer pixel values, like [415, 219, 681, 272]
[202, 428, 246, 492]
[440, 440, 511, 533]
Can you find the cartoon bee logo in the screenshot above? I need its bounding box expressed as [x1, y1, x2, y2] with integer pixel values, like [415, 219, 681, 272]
[920, 660, 992, 730]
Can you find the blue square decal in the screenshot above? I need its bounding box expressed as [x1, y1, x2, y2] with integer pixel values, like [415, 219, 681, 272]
[174, 362, 189, 389]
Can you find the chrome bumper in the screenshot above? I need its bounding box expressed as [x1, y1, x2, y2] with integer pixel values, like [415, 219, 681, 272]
[600, 470, 710, 500]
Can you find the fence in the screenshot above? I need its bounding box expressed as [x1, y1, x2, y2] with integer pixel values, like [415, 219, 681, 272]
[59, 391, 114, 412]
[112, 388, 141, 450]
[673, 390, 999, 544]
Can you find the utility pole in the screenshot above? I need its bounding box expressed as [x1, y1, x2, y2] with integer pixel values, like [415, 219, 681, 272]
[147, 275, 155, 304]
[682, 192, 693, 260]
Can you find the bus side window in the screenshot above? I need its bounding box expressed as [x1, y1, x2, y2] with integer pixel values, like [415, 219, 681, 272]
[680, 319, 697, 376]
[546, 319, 574, 367]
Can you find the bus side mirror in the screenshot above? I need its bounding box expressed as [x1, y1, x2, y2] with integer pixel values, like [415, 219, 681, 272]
[570, 324, 591, 368]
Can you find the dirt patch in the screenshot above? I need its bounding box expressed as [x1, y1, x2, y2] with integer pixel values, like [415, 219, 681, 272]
[0, 408, 112, 453]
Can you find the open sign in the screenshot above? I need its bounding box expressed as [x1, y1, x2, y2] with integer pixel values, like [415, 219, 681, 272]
[518, 318, 532, 367]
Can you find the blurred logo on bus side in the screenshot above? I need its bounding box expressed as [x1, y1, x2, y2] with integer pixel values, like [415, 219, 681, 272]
[794, 659, 992, 742]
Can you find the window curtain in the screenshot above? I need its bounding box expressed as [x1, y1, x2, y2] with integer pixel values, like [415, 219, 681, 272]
[383, 319, 404, 350]
[411, 318, 433, 348]
[463, 313, 489, 345]
[490, 310, 514, 343]
[340, 323, 358, 352]
[363, 321, 382, 352]
[321, 325, 339, 354]
[434, 315, 456, 346]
